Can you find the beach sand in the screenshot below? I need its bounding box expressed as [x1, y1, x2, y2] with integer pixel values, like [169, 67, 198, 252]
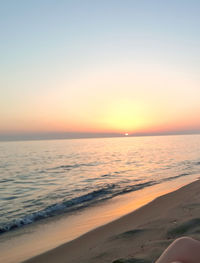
[23, 178, 200, 263]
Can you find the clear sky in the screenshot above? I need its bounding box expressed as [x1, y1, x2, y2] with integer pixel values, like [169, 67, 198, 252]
[1, 0, 200, 139]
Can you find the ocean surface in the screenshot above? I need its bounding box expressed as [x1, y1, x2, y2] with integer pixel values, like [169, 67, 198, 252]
[0, 135, 200, 235]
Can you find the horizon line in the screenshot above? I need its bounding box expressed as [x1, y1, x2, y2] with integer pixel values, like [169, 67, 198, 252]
[0, 130, 200, 142]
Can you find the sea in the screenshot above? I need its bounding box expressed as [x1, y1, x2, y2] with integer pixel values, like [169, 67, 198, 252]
[0, 134, 200, 236]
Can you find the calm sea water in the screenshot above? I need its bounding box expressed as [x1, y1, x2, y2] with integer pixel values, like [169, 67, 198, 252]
[0, 135, 200, 234]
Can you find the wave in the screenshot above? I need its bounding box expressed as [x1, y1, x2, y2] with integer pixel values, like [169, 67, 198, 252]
[45, 162, 101, 172]
[101, 173, 111, 177]
[0, 183, 116, 234]
[0, 178, 14, 183]
[161, 173, 190, 182]
[0, 172, 192, 235]
[117, 181, 157, 195]
[0, 181, 157, 234]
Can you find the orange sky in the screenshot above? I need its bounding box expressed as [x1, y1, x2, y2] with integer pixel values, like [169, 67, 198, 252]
[1, 1, 200, 139]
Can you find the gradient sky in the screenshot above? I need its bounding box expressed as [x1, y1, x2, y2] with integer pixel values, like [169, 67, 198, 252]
[1, 0, 200, 139]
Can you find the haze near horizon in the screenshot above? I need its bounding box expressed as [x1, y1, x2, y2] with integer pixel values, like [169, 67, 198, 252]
[1, 0, 200, 141]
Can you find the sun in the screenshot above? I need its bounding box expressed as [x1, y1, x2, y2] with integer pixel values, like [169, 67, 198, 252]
[124, 133, 129, 136]
[100, 99, 149, 133]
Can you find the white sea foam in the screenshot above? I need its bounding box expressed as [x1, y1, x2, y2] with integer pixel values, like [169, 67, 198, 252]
[0, 135, 200, 234]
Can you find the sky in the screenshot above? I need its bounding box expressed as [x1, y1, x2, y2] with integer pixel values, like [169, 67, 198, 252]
[1, 0, 200, 140]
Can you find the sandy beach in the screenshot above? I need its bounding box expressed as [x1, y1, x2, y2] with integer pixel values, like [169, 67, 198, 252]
[2, 0, 200, 261]
[23, 178, 200, 263]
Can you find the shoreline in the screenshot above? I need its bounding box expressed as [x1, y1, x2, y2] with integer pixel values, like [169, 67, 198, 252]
[23, 178, 200, 263]
[1, 176, 186, 263]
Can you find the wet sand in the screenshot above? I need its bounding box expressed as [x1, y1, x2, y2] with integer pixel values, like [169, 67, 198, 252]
[24, 179, 200, 263]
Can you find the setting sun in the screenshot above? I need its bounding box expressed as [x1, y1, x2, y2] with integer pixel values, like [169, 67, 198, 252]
[1, 1, 200, 263]
[0, 0, 200, 141]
